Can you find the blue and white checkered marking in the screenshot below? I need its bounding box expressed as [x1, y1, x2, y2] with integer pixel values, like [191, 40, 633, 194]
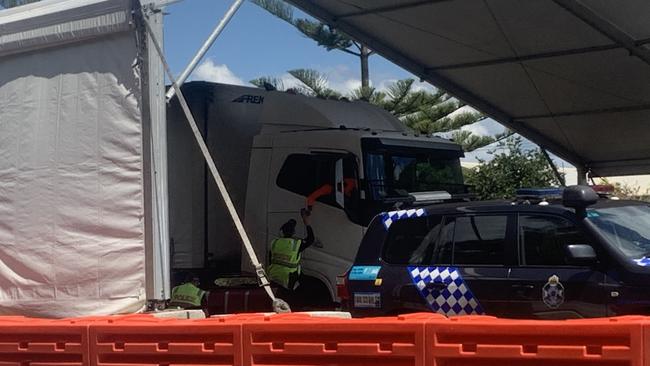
[381, 208, 426, 230]
[408, 266, 484, 316]
[633, 257, 650, 266]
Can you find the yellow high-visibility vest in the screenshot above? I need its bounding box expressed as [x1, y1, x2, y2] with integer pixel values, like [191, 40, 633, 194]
[268, 237, 301, 289]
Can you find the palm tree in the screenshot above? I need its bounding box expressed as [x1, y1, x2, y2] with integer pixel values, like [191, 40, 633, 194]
[251, 69, 341, 99]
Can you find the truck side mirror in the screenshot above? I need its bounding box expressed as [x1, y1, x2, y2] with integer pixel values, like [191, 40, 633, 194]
[335, 158, 344, 208]
[566, 244, 597, 265]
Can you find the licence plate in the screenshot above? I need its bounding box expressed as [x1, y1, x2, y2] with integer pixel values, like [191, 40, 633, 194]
[353, 292, 381, 308]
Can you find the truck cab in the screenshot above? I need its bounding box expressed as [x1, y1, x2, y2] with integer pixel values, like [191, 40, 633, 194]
[167, 82, 467, 307]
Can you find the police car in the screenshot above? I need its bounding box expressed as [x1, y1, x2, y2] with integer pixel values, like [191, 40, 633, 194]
[338, 185, 650, 319]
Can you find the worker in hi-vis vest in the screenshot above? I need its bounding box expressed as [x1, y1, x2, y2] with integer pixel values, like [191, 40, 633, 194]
[268, 209, 315, 294]
[169, 274, 207, 309]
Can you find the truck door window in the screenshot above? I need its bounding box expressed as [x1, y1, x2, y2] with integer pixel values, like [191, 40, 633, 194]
[519, 215, 588, 266]
[383, 215, 443, 265]
[276, 153, 359, 210]
[453, 216, 508, 265]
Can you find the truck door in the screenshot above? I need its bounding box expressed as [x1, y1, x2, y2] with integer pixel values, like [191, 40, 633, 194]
[508, 214, 606, 319]
[268, 149, 364, 299]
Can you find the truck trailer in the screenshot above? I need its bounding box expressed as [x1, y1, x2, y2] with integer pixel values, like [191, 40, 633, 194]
[167, 82, 469, 307]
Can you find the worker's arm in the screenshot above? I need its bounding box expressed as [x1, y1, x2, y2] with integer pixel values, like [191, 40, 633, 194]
[299, 226, 315, 252]
[299, 210, 315, 252]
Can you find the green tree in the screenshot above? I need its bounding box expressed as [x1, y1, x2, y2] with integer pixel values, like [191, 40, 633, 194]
[353, 79, 493, 151]
[0, 0, 39, 8]
[251, 0, 374, 88]
[465, 136, 561, 200]
[251, 68, 341, 98]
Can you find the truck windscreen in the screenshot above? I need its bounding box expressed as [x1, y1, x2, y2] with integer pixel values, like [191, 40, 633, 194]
[587, 205, 650, 260]
[364, 147, 466, 200]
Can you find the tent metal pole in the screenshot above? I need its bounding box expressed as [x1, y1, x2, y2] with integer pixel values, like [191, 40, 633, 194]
[541, 148, 566, 186]
[165, 0, 244, 101]
[576, 166, 588, 185]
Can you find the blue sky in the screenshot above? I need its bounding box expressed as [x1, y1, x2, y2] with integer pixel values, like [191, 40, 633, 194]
[164, 0, 414, 89]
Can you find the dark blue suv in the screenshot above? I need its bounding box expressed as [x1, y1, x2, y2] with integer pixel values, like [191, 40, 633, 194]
[342, 186, 650, 319]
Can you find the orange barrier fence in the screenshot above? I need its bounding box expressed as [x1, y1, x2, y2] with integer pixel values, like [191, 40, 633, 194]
[0, 313, 648, 366]
[242, 313, 429, 366]
[0, 316, 91, 366]
[88, 315, 246, 366]
[426, 315, 646, 366]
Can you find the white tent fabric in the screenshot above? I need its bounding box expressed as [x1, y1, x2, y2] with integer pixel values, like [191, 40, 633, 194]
[288, 0, 650, 177]
[0, 0, 147, 317]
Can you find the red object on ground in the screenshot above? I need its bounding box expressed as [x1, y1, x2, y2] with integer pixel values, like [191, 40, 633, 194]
[205, 287, 273, 315]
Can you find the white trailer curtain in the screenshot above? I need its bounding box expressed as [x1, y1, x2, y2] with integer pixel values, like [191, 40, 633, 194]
[0, 0, 147, 317]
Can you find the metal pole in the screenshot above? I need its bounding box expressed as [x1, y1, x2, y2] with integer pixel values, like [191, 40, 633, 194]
[165, 0, 244, 101]
[576, 166, 588, 185]
[541, 148, 565, 186]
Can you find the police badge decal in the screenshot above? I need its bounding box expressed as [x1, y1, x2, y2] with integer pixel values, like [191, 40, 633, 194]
[542, 275, 565, 308]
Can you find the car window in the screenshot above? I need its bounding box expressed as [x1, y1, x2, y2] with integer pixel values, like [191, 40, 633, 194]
[453, 215, 508, 265]
[430, 217, 454, 265]
[520, 214, 588, 266]
[383, 215, 443, 264]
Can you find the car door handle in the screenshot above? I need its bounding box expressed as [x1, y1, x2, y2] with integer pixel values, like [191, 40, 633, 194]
[511, 284, 535, 290]
[426, 282, 448, 290]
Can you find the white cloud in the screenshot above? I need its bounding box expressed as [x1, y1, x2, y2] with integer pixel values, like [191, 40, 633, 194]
[193, 59, 246, 86]
[460, 118, 506, 137]
[329, 78, 362, 94]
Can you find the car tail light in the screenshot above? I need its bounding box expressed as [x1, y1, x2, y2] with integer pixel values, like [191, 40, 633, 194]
[336, 269, 351, 302]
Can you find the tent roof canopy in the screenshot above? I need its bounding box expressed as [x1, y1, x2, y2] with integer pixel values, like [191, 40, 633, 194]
[287, 0, 650, 177]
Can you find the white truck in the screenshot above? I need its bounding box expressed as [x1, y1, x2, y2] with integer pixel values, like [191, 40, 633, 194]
[167, 81, 469, 306]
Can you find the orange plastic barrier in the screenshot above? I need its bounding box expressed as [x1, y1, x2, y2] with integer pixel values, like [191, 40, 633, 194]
[0, 312, 648, 366]
[88, 314, 256, 366]
[241, 313, 431, 366]
[0, 316, 91, 366]
[426, 315, 646, 366]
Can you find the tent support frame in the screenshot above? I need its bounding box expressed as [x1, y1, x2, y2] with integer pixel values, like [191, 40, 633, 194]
[553, 0, 650, 67]
[335, 0, 449, 19]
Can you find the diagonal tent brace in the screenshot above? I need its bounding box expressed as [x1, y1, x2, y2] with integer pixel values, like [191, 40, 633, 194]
[164, 0, 244, 101]
[139, 6, 290, 313]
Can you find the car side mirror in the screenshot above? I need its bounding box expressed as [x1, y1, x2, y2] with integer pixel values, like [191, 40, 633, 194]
[566, 244, 597, 265]
[563, 185, 598, 217]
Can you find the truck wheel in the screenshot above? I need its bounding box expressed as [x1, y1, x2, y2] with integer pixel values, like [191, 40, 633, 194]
[293, 276, 334, 311]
